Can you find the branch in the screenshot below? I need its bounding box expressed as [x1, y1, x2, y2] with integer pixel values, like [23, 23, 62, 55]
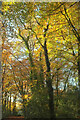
[44, 24, 49, 37]
[18, 17, 27, 30]
[61, 31, 77, 57]
[49, 3, 65, 14]
[8, 51, 29, 71]
[34, 16, 43, 27]
[61, 5, 79, 40]
[60, 54, 77, 66]
[60, 70, 71, 95]
[28, 27, 44, 48]
[5, 59, 21, 93]
[46, 3, 65, 16]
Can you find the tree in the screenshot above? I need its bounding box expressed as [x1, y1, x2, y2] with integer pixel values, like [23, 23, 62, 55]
[2, 2, 79, 119]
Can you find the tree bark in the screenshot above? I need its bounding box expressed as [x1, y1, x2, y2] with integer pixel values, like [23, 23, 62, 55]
[13, 95, 16, 115]
[56, 69, 59, 107]
[78, 37, 80, 116]
[39, 52, 44, 88]
[44, 41, 55, 118]
[9, 92, 11, 115]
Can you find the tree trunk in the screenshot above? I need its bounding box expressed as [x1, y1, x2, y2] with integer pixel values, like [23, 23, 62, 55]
[9, 92, 11, 115]
[39, 52, 44, 88]
[56, 69, 59, 107]
[61, 5, 80, 116]
[22, 98, 26, 120]
[7, 95, 9, 112]
[5, 92, 7, 112]
[78, 36, 80, 116]
[13, 95, 16, 115]
[44, 42, 55, 118]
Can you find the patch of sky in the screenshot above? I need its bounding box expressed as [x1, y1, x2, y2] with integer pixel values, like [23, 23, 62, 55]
[18, 56, 27, 61]
[8, 38, 22, 43]
[59, 82, 64, 90]
[68, 78, 78, 89]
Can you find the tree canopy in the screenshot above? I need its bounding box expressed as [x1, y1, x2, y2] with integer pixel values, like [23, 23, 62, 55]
[1, 2, 80, 119]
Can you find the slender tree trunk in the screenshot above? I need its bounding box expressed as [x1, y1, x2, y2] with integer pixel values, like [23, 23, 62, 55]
[39, 52, 44, 88]
[56, 69, 59, 107]
[13, 95, 16, 115]
[9, 92, 11, 115]
[7, 96, 9, 112]
[5, 92, 7, 111]
[2, 65, 6, 116]
[2, 76, 4, 116]
[44, 42, 55, 119]
[61, 5, 80, 116]
[25, 39, 37, 91]
[78, 37, 80, 116]
[22, 98, 26, 120]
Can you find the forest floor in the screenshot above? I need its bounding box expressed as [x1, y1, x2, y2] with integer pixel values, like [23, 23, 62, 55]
[2, 116, 24, 120]
[2, 116, 80, 120]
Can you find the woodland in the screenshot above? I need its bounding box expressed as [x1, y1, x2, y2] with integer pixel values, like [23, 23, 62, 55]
[1, 2, 80, 119]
